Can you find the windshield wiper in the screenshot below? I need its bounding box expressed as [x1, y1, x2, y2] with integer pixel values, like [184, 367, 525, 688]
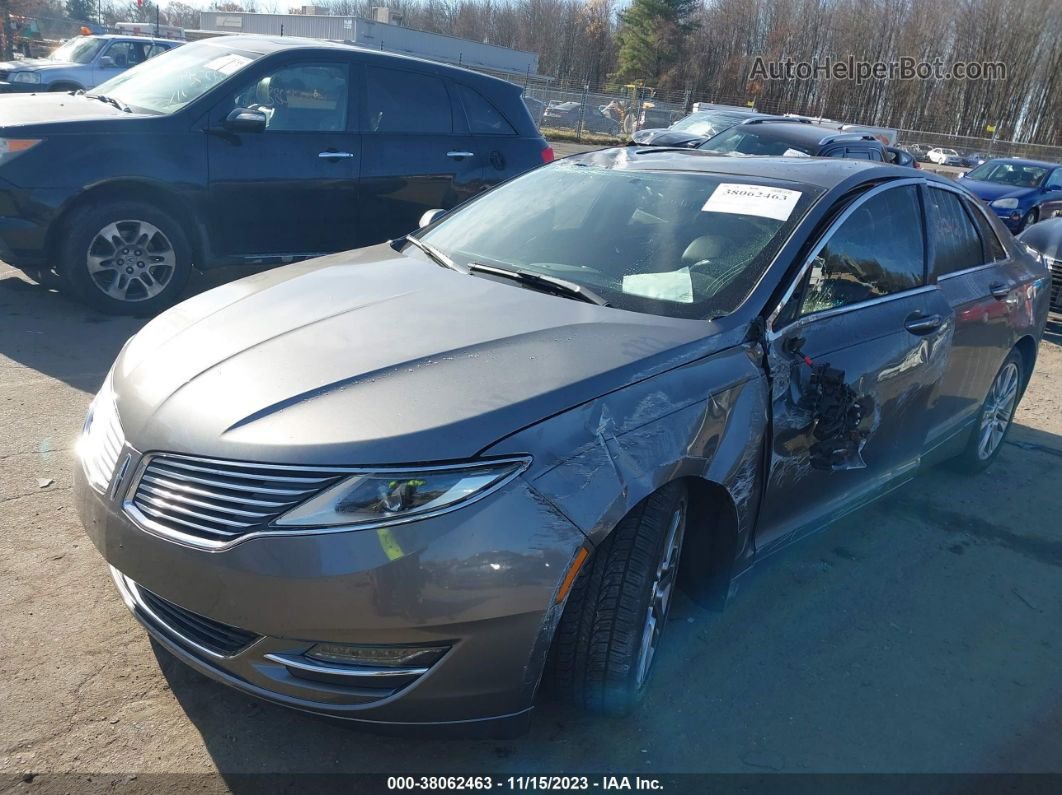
[88, 93, 131, 113]
[401, 235, 468, 274]
[468, 262, 609, 306]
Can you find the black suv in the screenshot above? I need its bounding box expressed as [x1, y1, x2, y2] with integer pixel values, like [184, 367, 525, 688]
[698, 119, 888, 160]
[0, 36, 552, 313]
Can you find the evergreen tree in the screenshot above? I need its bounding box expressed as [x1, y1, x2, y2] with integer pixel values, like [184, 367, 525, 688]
[66, 0, 95, 22]
[614, 0, 698, 84]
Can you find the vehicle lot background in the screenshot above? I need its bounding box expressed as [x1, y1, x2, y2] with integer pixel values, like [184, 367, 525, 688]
[1, 246, 1061, 786]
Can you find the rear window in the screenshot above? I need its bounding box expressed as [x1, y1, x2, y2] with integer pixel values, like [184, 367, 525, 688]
[457, 84, 515, 135]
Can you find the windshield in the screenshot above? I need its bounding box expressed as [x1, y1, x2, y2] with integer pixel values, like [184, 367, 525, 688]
[699, 127, 813, 156]
[966, 161, 1048, 187]
[671, 112, 741, 137]
[90, 40, 263, 115]
[49, 37, 105, 64]
[418, 161, 821, 319]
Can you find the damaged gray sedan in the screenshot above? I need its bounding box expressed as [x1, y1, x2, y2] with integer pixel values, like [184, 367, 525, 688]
[75, 149, 1050, 736]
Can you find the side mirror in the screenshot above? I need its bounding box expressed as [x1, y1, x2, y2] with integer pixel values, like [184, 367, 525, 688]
[99, 55, 116, 68]
[224, 107, 267, 134]
[957, 172, 966, 178]
[418, 208, 446, 228]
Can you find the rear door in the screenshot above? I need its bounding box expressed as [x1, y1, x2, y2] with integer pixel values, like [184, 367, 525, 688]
[452, 81, 523, 186]
[921, 185, 1018, 450]
[756, 181, 952, 551]
[206, 56, 359, 259]
[358, 65, 482, 244]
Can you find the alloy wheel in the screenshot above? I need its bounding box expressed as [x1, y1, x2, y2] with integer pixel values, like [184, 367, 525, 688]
[86, 220, 176, 303]
[978, 361, 1019, 460]
[634, 501, 686, 689]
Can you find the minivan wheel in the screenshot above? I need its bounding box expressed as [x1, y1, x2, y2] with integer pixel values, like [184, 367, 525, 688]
[952, 350, 1023, 473]
[59, 201, 192, 315]
[545, 483, 687, 715]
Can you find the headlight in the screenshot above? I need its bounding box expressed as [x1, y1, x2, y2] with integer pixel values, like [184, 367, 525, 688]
[10, 71, 41, 84]
[0, 137, 43, 165]
[274, 458, 530, 528]
[991, 198, 1020, 209]
[77, 369, 124, 492]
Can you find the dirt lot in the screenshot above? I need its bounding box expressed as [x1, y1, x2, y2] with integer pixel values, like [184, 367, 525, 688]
[1, 259, 1061, 789]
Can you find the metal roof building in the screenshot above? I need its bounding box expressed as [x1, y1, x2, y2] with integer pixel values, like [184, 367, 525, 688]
[198, 12, 540, 77]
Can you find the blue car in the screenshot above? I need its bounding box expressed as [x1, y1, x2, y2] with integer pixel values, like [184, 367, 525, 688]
[960, 158, 1062, 232]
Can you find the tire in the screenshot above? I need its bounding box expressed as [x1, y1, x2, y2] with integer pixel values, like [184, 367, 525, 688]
[58, 200, 192, 316]
[48, 84, 78, 92]
[951, 349, 1024, 473]
[545, 482, 688, 715]
[1017, 208, 1039, 232]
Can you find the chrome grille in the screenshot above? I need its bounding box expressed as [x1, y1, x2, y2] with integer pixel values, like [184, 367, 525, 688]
[128, 454, 347, 547]
[1049, 257, 1061, 310]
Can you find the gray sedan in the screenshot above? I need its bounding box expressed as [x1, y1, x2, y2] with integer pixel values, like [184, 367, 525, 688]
[75, 149, 1050, 736]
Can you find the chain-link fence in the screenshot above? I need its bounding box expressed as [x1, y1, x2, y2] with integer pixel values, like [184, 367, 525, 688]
[469, 67, 1062, 162]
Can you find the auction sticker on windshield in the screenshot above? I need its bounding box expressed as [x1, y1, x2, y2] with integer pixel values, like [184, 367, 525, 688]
[702, 183, 802, 221]
[205, 54, 253, 75]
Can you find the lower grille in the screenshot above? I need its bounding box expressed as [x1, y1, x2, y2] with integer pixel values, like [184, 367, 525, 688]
[137, 585, 259, 657]
[128, 454, 348, 547]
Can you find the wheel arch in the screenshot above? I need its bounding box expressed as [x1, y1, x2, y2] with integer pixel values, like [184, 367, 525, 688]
[1013, 334, 1038, 395]
[46, 81, 84, 92]
[48, 179, 206, 270]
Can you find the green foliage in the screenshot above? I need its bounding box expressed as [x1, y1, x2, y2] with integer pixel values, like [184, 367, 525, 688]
[65, 0, 94, 21]
[614, 0, 698, 83]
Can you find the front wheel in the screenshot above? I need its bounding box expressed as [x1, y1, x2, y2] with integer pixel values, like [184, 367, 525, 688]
[545, 483, 688, 715]
[58, 200, 192, 315]
[952, 350, 1023, 473]
[1017, 208, 1039, 232]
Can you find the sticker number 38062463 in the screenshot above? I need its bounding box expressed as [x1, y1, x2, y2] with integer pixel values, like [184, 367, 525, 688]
[702, 183, 803, 222]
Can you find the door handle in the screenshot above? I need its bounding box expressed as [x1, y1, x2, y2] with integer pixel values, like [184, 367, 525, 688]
[319, 150, 355, 159]
[904, 312, 943, 336]
[989, 281, 1010, 300]
[446, 151, 475, 159]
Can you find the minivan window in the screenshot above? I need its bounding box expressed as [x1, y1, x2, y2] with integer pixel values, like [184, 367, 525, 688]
[926, 187, 984, 277]
[91, 40, 263, 115]
[232, 63, 349, 132]
[419, 161, 822, 319]
[367, 67, 452, 134]
[457, 84, 515, 135]
[799, 185, 925, 316]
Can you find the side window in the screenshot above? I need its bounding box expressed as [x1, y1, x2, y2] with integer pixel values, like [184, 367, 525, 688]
[103, 41, 133, 67]
[366, 67, 452, 134]
[925, 187, 984, 277]
[1046, 169, 1062, 190]
[145, 44, 170, 60]
[232, 63, 349, 132]
[799, 185, 925, 317]
[457, 83, 515, 135]
[962, 197, 1007, 262]
[844, 149, 873, 160]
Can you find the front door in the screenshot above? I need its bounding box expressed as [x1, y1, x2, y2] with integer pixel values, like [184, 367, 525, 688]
[206, 59, 359, 260]
[756, 182, 951, 552]
[358, 64, 483, 245]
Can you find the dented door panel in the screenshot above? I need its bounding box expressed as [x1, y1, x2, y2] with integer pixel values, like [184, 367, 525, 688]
[756, 288, 952, 553]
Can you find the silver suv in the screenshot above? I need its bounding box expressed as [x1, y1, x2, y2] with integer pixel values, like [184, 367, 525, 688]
[0, 34, 181, 93]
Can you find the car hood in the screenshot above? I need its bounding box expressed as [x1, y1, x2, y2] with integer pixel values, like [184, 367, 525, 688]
[961, 179, 1035, 203]
[0, 92, 143, 129]
[114, 246, 722, 465]
[0, 58, 71, 71]
[631, 128, 705, 147]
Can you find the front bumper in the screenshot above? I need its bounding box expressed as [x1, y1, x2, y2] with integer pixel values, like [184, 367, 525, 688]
[75, 450, 587, 735]
[0, 81, 41, 93]
[989, 205, 1025, 231]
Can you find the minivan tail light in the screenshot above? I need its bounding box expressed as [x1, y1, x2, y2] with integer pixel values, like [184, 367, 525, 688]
[541, 145, 555, 163]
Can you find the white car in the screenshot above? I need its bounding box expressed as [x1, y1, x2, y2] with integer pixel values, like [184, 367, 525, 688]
[927, 147, 962, 165]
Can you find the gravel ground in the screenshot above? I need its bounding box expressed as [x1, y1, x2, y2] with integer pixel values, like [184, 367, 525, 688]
[1, 258, 1060, 791]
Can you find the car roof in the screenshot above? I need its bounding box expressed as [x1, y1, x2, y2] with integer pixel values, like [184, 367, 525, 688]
[88, 33, 182, 43]
[728, 121, 875, 147]
[567, 146, 926, 189]
[982, 157, 1059, 168]
[202, 34, 512, 88]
